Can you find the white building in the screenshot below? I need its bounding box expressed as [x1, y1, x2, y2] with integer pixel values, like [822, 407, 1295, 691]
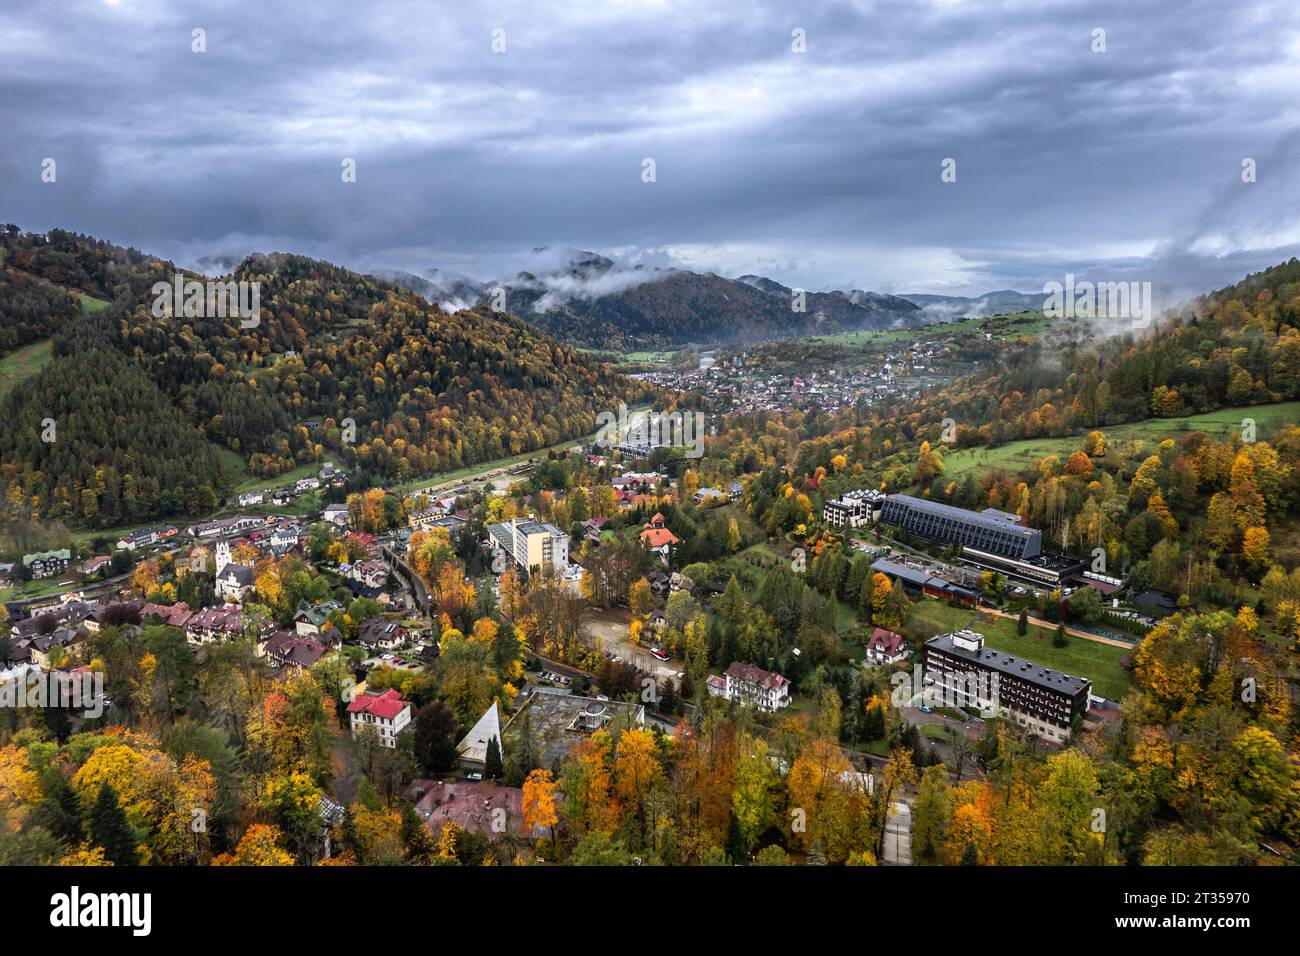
[822, 488, 885, 529]
[485, 516, 569, 576]
[707, 661, 791, 712]
[347, 688, 412, 748]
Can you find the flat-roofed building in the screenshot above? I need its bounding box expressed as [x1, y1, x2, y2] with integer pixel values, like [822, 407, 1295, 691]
[922, 629, 1091, 741]
[880, 494, 1042, 560]
[485, 516, 569, 576]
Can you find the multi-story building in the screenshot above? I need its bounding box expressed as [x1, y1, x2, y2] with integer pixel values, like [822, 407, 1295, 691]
[823, 488, 885, 529]
[878, 495, 1085, 586]
[879, 494, 1043, 560]
[485, 516, 569, 576]
[922, 629, 1091, 741]
[707, 661, 791, 712]
[348, 688, 412, 748]
[22, 549, 71, 579]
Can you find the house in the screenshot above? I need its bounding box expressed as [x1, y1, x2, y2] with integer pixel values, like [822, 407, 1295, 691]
[264, 631, 328, 671]
[296, 476, 321, 493]
[349, 559, 388, 590]
[294, 602, 341, 639]
[140, 601, 195, 630]
[322, 503, 349, 527]
[23, 549, 71, 579]
[115, 528, 157, 551]
[638, 513, 680, 558]
[647, 609, 666, 631]
[75, 555, 113, 577]
[184, 605, 245, 644]
[707, 661, 791, 712]
[456, 702, 502, 770]
[237, 491, 265, 507]
[348, 688, 412, 748]
[865, 626, 910, 665]
[581, 517, 607, 544]
[693, 487, 727, 505]
[269, 524, 303, 550]
[411, 780, 544, 840]
[29, 628, 86, 667]
[357, 618, 409, 651]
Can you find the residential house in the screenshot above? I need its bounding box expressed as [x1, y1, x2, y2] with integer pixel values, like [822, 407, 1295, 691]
[357, 618, 409, 652]
[322, 503, 350, 528]
[348, 688, 412, 748]
[638, 513, 680, 559]
[707, 661, 791, 712]
[865, 626, 910, 666]
[185, 605, 245, 644]
[349, 559, 389, 590]
[264, 631, 329, 671]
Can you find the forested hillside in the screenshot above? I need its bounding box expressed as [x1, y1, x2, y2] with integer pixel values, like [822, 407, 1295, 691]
[0, 228, 652, 530]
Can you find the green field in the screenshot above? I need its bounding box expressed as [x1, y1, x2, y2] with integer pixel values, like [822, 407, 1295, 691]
[940, 402, 1300, 478]
[0, 339, 54, 396]
[77, 292, 111, 313]
[907, 599, 1131, 700]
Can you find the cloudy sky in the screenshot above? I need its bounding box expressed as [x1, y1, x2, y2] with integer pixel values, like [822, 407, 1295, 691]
[3, 0, 1299, 299]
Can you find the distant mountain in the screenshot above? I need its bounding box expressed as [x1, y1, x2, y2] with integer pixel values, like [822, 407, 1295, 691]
[0, 228, 650, 529]
[395, 249, 926, 350]
[373, 268, 486, 312]
[899, 289, 1043, 320]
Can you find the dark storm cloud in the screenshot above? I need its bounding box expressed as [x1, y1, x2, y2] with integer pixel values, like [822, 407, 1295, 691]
[2, 0, 1298, 298]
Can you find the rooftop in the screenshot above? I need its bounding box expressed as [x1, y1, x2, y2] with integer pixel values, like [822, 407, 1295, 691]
[925, 629, 1091, 696]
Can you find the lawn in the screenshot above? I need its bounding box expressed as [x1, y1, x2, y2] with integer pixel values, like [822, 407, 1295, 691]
[906, 598, 1132, 701]
[0, 339, 53, 396]
[941, 401, 1300, 478]
[77, 292, 111, 313]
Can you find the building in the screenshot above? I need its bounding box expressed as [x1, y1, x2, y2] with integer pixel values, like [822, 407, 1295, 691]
[411, 780, 544, 840]
[349, 559, 389, 590]
[922, 629, 1091, 741]
[348, 688, 412, 748]
[185, 605, 245, 644]
[237, 491, 265, 507]
[638, 513, 680, 558]
[456, 702, 502, 770]
[485, 516, 569, 577]
[23, 549, 70, 579]
[822, 488, 884, 529]
[707, 661, 791, 712]
[880, 494, 1043, 560]
[213, 542, 255, 601]
[357, 618, 409, 651]
[870, 557, 979, 606]
[322, 503, 350, 528]
[693, 487, 727, 505]
[264, 632, 329, 671]
[865, 626, 910, 665]
[502, 692, 645, 768]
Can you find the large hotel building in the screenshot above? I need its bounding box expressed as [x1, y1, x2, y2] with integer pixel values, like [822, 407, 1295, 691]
[922, 629, 1092, 740]
[878, 494, 1082, 587]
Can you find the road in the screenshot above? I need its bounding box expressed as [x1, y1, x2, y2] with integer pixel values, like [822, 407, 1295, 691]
[881, 800, 913, 865]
